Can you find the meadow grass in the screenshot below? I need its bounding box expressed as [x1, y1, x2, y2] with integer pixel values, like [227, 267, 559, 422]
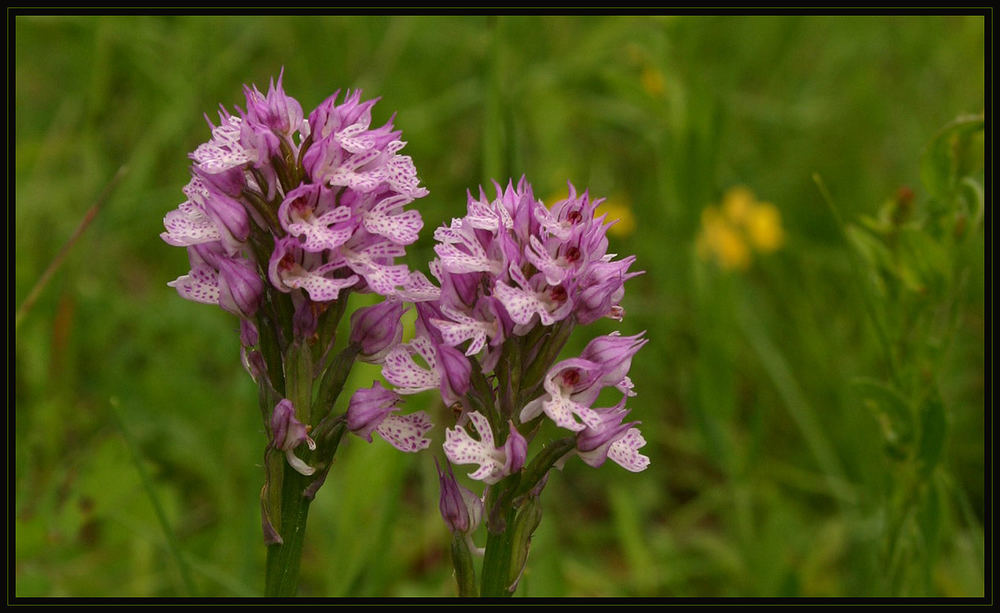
[14, 15, 985, 597]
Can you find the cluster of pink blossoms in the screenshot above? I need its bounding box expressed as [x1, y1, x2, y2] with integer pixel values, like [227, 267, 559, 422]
[356, 178, 650, 534]
[161, 74, 435, 481]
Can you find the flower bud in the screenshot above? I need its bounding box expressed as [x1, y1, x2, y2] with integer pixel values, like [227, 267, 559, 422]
[201, 181, 250, 245]
[574, 256, 640, 325]
[194, 164, 246, 198]
[293, 297, 318, 339]
[243, 72, 304, 137]
[240, 121, 281, 174]
[240, 319, 259, 347]
[218, 257, 264, 318]
[502, 421, 528, 475]
[436, 344, 471, 405]
[578, 332, 647, 389]
[575, 276, 622, 325]
[442, 270, 481, 307]
[241, 346, 267, 384]
[414, 301, 446, 344]
[350, 300, 405, 362]
[270, 400, 307, 449]
[435, 458, 483, 534]
[346, 381, 401, 442]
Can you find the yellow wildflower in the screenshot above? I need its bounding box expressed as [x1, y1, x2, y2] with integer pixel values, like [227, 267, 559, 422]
[640, 66, 666, 99]
[722, 186, 755, 225]
[697, 206, 751, 271]
[745, 201, 784, 252]
[697, 186, 784, 271]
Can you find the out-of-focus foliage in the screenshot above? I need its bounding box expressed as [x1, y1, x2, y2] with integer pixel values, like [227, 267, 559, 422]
[14, 15, 984, 597]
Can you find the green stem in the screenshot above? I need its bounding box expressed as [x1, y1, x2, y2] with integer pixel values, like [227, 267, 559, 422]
[265, 465, 314, 597]
[262, 328, 348, 596]
[257, 309, 286, 398]
[496, 337, 522, 424]
[480, 503, 517, 597]
[468, 358, 500, 428]
[506, 495, 542, 593]
[312, 290, 351, 374]
[242, 188, 283, 236]
[479, 493, 546, 598]
[478, 437, 571, 598]
[285, 340, 314, 422]
[313, 344, 360, 423]
[451, 533, 478, 597]
[271, 153, 295, 195]
[296, 133, 314, 171]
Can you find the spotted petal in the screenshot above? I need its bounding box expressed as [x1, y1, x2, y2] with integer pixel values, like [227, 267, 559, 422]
[434, 230, 500, 275]
[335, 121, 376, 153]
[345, 251, 410, 296]
[430, 306, 495, 356]
[540, 393, 600, 432]
[286, 205, 354, 252]
[168, 264, 219, 305]
[606, 428, 650, 472]
[493, 280, 550, 326]
[326, 148, 385, 192]
[385, 153, 428, 199]
[363, 194, 423, 245]
[191, 115, 253, 173]
[533, 203, 573, 240]
[161, 201, 222, 247]
[382, 337, 440, 394]
[396, 270, 441, 302]
[375, 412, 433, 452]
[443, 412, 507, 484]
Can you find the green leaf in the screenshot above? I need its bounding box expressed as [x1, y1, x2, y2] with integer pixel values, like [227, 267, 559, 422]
[916, 387, 947, 478]
[916, 475, 942, 561]
[919, 114, 984, 200]
[850, 377, 914, 458]
[898, 229, 950, 294]
[508, 495, 543, 592]
[959, 176, 984, 233]
[858, 212, 891, 235]
[845, 224, 893, 276]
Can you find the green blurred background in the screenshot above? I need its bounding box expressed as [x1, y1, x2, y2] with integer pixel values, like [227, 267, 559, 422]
[14, 15, 985, 597]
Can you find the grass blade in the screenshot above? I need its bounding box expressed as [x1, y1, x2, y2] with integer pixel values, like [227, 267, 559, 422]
[737, 303, 856, 508]
[108, 397, 197, 596]
[15, 164, 127, 331]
